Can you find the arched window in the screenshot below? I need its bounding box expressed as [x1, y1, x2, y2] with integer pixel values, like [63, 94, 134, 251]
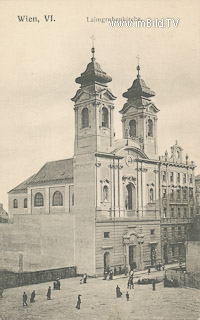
[148, 119, 153, 137]
[149, 188, 154, 203]
[34, 192, 44, 207]
[52, 191, 63, 206]
[126, 184, 133, 210]
[81, 107, 89, 128]
[13, 199, 18, 209]
[103, 185, 109, 202]
[24, 198, 27, 208]
[129, 119, 136, 138]
[72, 193, 74, 206]
[102, 107, 109, 128]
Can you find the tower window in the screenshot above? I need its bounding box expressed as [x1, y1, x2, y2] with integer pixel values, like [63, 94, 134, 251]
[163, 207, 167, 218]
[13, 199, 18, 209]
[164, 227, 167, 237]
[170, 189, 174, 200]
[103, 185, 109, 202]
[150, 229, 155, 235]
[183, 173, 187, 184]
[183, 189, 187, 200]
[52, 191, 63, 206]
[102, 107, 109, 128]
[24, 198, 27, 208]
[148, 119, 153, 137]
[129, 119, 136, 138]
[190, 174, 193, 184]
[178, 207, 181, 218]
[81, 107, 89, 128]
[178, 226, 181, 236]
[170, 172, 174, 183]
[177, 189, 181, 200]
[184, 207, 187, 217]
[162, 188, 167, 199]
[170, 207, 174, 217]
[177, 173, 180, 183]
[172, 227, 175, 237]
[34, 192, 44, 207]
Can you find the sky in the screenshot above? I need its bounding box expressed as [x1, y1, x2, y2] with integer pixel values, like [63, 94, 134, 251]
[0, 0, 200, 210]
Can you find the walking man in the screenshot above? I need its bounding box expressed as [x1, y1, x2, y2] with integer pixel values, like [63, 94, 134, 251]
[76, 294, 81, 309]
[46, 286, 51, 300]
[23, 292, 28, 307]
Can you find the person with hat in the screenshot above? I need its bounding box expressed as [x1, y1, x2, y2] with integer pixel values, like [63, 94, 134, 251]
[23, 292, 28, 306]
[76, 294, 81, 309]
[30, 290, 35, 303]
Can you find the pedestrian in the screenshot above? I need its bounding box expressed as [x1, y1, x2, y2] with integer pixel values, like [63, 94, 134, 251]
[83, 273, 87, 284]
[76, 294, 81, 309]
[126, 291, 129, 301]
[0, 286, 4, 298]
[130, 276, 134, 289]
[148, 267, 151, 274]
[23, 292, 28, 307]
[30, 290, 35, 303]
[109, 268, 113, 280]
[127, 278, 130, 289]
[46, 286, 51, 300]
[116, 285, 122, 298]
[152, 279, 156, 291]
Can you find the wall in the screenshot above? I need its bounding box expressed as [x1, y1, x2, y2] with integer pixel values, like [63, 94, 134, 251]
[8, 193, 28, 217]
[186, 241, 200, 273]
[0, 213, 74, 273]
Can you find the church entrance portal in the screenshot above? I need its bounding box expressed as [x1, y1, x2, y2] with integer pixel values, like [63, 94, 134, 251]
[104, 252, 110, 271]
[129, 245, 136, 270]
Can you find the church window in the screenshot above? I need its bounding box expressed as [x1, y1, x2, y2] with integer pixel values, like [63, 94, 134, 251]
[13, 199, 18, 209]
[172, 227, 175, 237]
[163, 207, 167, 218]
[177, 173, 180, 183]
[149, 188, 154, 203]
[183, 173, 187, 184]
[81, 107, 89, 128]
[24, 198, 27, 208]
[190, 174, 193, 184]
[148, 119, 153, 137]
[102, 107, 109, 128]
[178, 226, 181, 236]
[126, 183, 133, 210]
[177, 189, 181, 200]
[129, 120, 136, 138]
[170, 207, 174, 217]
[191, 207, 194, 216]
[72, 193, 74, 206]
[170, 172, 174, 182]
[178, 207, 181, 218]
[164, 227, 167, 237]
[52, 191, 63, 206]
[34, 192, 44, 207]
[103, 185, 109, 202]
[171, 244, 175, 256]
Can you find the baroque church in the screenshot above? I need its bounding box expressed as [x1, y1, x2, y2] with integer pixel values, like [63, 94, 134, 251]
[8, 45, 196, 276]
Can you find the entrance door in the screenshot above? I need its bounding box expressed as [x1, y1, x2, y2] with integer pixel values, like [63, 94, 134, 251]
[150, 245, 157, 266]
[104, 252, 110, 271]
[163, 244, 168, 264]
[129, 245, 136, 270]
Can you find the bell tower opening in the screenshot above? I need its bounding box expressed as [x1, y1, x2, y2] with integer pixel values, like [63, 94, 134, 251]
[120, 63, 159, 157]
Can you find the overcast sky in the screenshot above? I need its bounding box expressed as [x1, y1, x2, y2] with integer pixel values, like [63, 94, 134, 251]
[0, 0, 200, 210]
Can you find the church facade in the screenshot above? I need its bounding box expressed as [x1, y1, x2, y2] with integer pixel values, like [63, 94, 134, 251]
[8, 47, 196, 276]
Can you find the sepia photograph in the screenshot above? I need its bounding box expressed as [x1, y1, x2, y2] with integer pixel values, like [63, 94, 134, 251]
[0, 0, 200, 319]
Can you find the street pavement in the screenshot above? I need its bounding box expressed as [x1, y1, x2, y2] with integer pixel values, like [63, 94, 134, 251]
[0, 268, 200, 320]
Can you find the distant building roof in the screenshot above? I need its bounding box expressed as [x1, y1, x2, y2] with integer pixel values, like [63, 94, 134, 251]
[9, 158, 74, 193]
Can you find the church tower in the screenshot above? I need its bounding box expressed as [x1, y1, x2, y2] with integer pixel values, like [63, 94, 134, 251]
[72, 44, 116, 275]
[72, 45, 116, 156]
[120, 64, 159, 157]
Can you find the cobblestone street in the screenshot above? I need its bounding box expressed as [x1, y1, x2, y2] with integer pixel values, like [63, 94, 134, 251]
[0, 272, 200, 320]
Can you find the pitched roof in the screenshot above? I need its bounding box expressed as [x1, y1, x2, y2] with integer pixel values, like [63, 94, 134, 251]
[8, 174, 36, 194]
[28, 158, 74, 186]
[9, 158, 74, 193]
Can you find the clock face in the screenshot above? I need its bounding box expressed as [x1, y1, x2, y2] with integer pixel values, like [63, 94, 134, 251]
[125, 155, 134, 167]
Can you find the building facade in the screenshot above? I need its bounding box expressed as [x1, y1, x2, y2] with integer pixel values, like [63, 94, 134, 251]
[7, 46, 196, 276]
